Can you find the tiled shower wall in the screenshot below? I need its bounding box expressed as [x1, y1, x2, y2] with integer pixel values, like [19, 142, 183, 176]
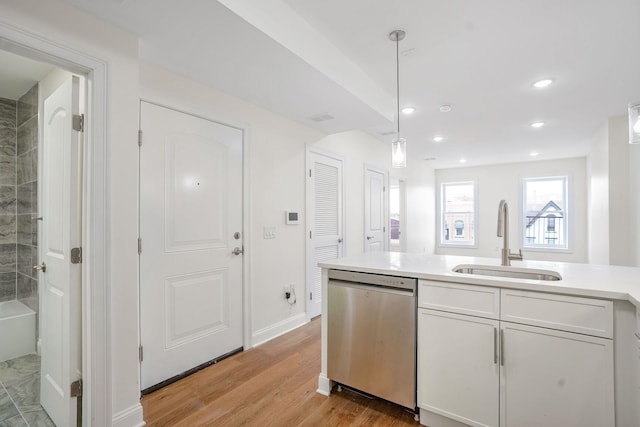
[0, 97, 17, 302]
[16, 85, 39, 316]
[0, 84, 39, 332]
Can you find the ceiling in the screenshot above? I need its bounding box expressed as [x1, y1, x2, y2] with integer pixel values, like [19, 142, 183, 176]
[46, 0, 640, 168]
[0, 50, 54, 100]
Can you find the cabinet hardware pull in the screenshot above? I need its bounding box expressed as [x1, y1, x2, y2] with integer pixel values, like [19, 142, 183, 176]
[500, 329, 505, 366]
[494, 327, 498, 364]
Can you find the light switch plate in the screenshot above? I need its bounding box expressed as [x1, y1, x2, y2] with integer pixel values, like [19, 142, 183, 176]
[264, 226, 276, 239]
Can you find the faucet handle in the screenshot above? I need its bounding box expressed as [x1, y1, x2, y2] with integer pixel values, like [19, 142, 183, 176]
[509, 249, 523, 261]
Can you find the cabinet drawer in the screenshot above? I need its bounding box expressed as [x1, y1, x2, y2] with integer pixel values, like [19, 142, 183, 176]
[419, 280, 500, 319]
[501, 289, 613, 338]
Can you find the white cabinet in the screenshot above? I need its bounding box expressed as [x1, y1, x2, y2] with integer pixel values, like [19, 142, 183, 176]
[418, 309, 499, 427]
[418, 280, 615, 427]
[500, 322, 614, 427]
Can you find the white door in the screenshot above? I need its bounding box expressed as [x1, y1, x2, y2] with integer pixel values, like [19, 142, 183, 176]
[364, 165, 387, 252]
[306, 150, 343, 318]
[40, 76, 82, 427]
[500, 322, 614, 427]
[139, 102, 243, 389]
[418, 308, 500, 427]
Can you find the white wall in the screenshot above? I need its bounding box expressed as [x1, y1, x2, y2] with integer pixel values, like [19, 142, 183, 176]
[631, 137, 640, 266]
[608, 116, 633, 266]
[139, 62, 327, 344]
[310, 131, 435, 255]
[587, 116, 638, 267]
[436, 158, 588, 263]
[1, 1, 142, 425]
[587, 122, 610, 264]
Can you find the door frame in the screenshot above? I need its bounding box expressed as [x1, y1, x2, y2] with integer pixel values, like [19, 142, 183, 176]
[0, 20, 109, 426]
[363, 163, 389, 252]
[137, 98, 252, 356]
[305, 146, 345, 321]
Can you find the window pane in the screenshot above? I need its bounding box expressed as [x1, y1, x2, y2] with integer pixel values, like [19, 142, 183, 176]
[523, 177, 567, 250]
[441, 182, 475, 246]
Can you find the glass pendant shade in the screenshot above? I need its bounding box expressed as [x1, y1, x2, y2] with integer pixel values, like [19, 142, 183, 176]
[392, 137, 407, 168]
[629, 102, 640, 144]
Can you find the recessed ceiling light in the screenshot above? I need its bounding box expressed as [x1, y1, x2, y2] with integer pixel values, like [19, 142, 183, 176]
[530, 151, 539, 157]
[439, 105, 452, 113]
[401, 107, 416, 114]
[533, 79, 553, 89]
[531, 122, 545, 128]
[459, 158, 467, 164]
[433, 136, 444, 142]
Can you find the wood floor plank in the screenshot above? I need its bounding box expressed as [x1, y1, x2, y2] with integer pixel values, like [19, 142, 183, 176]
[142, 317, 420, 426]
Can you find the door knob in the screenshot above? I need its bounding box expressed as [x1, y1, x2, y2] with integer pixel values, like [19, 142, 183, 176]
[232, 247, 244, 255]
[366, 236, 374, 240]
[33, 262, 46, 273]
[338, 238, 343, 243]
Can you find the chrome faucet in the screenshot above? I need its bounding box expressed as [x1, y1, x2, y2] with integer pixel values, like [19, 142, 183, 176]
[497, 200, 523, 266]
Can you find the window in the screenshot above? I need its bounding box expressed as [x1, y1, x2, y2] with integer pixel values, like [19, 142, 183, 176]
[439, 181, 476, 247]
[522, 176, 568, 250]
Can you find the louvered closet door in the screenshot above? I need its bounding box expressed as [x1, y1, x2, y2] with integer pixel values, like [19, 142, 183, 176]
[307, 150, 343, 318]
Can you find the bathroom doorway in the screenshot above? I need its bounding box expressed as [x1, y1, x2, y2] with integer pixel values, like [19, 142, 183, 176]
[0, 49, 84, 427]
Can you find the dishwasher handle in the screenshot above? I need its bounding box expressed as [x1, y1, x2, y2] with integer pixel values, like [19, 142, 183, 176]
[328, 279, 415, 297]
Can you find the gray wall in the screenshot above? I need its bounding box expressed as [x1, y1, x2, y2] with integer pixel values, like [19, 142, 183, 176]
[16, 85, 39, 313]
[0, 84, 39, 339]
[0, 97, 17, 302]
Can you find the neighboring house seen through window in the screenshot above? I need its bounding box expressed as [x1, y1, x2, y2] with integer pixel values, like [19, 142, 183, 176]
[522, 176, 568, 250]
[439, 181, 476, 247]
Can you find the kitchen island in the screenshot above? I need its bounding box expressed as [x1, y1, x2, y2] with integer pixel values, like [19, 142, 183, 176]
[318, 252, 640, 427]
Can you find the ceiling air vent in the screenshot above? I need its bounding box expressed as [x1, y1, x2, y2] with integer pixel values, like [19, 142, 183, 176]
[309, 113, 334, 122]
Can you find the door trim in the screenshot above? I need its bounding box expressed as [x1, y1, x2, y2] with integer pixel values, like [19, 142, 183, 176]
[0, 19, 110, 426]
[137, 98, 251, 352]
[305, 146, 345, 322]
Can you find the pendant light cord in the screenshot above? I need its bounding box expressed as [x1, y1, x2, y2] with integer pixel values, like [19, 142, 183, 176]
[396, 34, 400, 137]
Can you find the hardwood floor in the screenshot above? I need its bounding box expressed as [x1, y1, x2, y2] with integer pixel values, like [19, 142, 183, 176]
[141, 317, 420, 426]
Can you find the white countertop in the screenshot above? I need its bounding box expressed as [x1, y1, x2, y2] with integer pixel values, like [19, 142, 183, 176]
[320, 253, 640, 308]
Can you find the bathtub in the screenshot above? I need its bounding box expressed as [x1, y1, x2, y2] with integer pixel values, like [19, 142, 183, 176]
[0, 300, 36, 363]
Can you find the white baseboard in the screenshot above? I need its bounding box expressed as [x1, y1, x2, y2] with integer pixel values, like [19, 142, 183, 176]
[112, 403, 145, 427]
[316, 373, 332, 396]
[251, 313, 307, 348]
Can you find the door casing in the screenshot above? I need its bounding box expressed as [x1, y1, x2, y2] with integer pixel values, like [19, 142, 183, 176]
[0, 20, 109, 426]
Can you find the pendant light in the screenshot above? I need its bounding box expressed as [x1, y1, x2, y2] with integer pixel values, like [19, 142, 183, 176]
[390, 29, 407, 168]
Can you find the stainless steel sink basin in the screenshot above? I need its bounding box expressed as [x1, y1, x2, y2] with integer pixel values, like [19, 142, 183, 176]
[452, 264, 562, 281]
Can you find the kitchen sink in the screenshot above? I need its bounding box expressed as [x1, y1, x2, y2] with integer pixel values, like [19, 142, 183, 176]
[452, 264, 562, 281]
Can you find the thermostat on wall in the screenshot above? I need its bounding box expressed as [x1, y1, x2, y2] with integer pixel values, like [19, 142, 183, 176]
[285, 211, 300, 225]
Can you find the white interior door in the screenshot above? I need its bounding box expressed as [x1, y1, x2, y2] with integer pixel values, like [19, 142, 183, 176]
[364, 165, 387, 252]
[306, 150, 343, 319]
[40, 75, 82, 427]
[139, 102, 243, 390]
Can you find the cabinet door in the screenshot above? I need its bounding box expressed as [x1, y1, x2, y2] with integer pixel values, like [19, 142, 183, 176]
[500, 322, 614, 427]
[418, 308, 500, 427]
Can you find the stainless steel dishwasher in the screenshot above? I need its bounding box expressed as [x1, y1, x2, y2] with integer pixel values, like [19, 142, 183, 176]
[327, 269, 417, 409]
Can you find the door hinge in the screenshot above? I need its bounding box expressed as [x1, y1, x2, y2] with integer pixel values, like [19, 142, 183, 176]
[138, 238, 142, 254]
[383, 226, 386, 233]
[309, 169, 312, 177]
[70, 379, 83, 398]
[72, 114, 84, 132]
[309, 231, 312, 239]
[139, 345, 144, 362]
[383, 185, 386, 192]
[71, 247, 82, 264]
[138, 130, 143, 147]
[310, 292, 313, 300]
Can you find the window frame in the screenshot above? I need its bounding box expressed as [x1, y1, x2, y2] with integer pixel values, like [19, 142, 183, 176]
[520, 175, 570, 252]
[437, 180, 478, 249]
